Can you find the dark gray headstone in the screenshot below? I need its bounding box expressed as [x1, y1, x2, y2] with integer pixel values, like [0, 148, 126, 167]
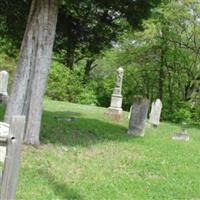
[128, 99, 150, 136]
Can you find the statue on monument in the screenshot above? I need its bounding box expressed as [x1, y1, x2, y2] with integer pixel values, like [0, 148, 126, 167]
[113, 67, 124, 95]
[115, 67, 124, 89]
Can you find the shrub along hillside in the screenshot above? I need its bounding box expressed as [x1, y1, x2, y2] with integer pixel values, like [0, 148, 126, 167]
[0, 99, 199, 200]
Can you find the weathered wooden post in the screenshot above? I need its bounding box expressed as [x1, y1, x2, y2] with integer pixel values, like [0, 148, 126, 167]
[0, 115, 25, 200]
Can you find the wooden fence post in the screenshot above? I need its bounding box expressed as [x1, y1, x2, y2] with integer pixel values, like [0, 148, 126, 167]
[0, 115, 25, 200]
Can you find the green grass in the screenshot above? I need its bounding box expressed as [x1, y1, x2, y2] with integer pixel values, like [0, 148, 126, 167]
[1, 99, 200, 200]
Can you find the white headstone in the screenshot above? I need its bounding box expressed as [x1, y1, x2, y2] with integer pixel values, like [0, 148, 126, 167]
[0, 122, 9, 162]
[149, 99, 162, 126]
[0, 71, 9, 96]
[128, 105, 132, 119]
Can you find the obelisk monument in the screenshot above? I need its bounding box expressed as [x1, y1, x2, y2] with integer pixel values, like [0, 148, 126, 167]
[106, 67, 124, 121]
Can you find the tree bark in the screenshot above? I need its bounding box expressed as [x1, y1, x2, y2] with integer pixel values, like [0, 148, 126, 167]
[158, 24, 168, 102]
[84, 59, 95, 83]
[66, 39, 75, 70]
[159, 50, 164, 101]
[4, 0, 59, 145]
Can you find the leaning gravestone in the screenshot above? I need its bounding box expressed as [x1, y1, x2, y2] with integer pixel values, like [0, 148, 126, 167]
[128, 99, 150, 136]
[106, 67, 124, 121]
[0, 70, 9, 104]
[149, 99, 162, 126]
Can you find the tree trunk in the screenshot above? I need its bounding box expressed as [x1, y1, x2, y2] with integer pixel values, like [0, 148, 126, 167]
[168, 71, 173, 113]
[5, 0, 59, 145]
[159, 51, 164, 101]
[66, 40, 75, 70]
[158, 29, 167, 101]
[84, 59, 95, 83]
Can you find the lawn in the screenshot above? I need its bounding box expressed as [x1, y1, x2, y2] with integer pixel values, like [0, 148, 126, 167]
[1, 99, 200, 200]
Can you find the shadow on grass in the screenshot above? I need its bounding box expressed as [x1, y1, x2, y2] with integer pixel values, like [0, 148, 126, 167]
[40, 110, 141, 147]
[39, 169, 83, 200]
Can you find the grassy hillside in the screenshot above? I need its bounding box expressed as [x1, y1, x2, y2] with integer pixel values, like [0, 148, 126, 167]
[1, 100, 200, 200]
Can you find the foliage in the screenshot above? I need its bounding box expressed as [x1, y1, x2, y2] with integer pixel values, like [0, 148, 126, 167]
[0, 52, 16, 90]
[46, 61, 98, 105]
[0, 0, 30, 52]
[0, 0, 161, 73]
[75, 88, 98, 105]
[91, 0, 200, 123]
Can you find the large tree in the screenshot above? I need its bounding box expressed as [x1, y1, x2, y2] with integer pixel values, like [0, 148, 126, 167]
[55, 0, 162, 73]
[4, 0, 59, 144]
[2, 0, 161, 145]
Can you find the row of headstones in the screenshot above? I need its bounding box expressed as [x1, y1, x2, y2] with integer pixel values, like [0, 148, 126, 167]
[107, 67, 189, 140]
[128, 98, 162, 136]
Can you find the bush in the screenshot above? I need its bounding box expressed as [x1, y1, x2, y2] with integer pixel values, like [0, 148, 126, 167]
[46, 61, 98, 105]
[75, 88, 98, 105]
[173, 107, 192, 123]
[46, 61, 82, 102]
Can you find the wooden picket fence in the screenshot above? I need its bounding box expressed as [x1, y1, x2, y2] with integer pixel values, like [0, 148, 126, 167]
[0, 116, 25, 200]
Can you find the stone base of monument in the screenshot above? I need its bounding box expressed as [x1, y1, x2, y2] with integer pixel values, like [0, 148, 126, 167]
[127, 128, 145, 137]
[106, 93, 123, 121]
[110, 94, 122, 108]
[105, 107, 123, 121]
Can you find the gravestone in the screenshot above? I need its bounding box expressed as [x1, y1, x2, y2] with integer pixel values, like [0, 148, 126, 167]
[0, 71, 9, 104]
[172, 130, 190, 141]
[128, 105, 132, 119]
[106, 67, 124, 121]
[149, 99, 162, 126]
[0, 122, 9, 162]
[128, 99, 150, 136]
[0, 71, 9, 96]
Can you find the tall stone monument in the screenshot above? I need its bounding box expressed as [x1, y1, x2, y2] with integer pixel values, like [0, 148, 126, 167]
[128, 99, 150, 136]
[149, 99, 162, 126]
[0, 71, 9, 104]
[107, 67, 124, 120]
